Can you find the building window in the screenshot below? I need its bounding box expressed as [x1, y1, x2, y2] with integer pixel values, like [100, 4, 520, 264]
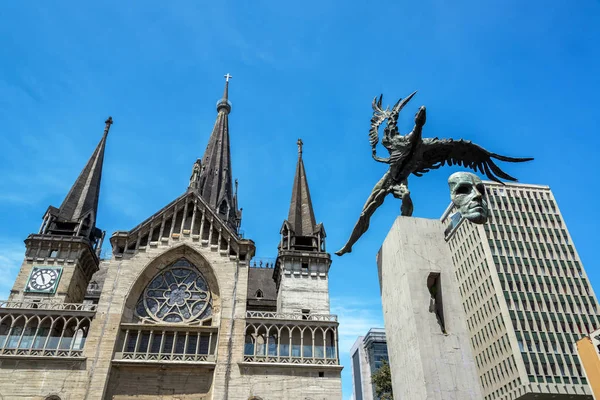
[302, 309, 310, 320]
[255, 289, 263, 298]
[352, 350, 363, 400]
[134, 258, 212, 324]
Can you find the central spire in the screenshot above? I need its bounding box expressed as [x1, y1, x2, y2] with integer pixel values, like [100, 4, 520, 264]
[192, 75, 240, 232]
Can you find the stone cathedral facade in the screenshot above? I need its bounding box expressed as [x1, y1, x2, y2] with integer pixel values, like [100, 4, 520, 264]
[0, 80, 343, 400]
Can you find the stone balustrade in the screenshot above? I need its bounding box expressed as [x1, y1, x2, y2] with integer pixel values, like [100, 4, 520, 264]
[243, 312, 340, 366]
[0, 310, 92, 360]
[246, 310, 338, 322]
[113, 325, 218, 365]
[243, 354, 339, 365]
[0, 300, 97, 313]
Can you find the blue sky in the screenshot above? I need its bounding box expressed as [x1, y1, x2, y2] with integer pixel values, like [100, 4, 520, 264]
[1, 1, 599, 398]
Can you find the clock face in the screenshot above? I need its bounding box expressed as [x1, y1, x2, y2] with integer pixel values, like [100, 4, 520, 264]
[26, 267, 62, 293]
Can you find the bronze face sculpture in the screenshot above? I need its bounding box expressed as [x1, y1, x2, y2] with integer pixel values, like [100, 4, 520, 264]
[448, 172, 488, 224]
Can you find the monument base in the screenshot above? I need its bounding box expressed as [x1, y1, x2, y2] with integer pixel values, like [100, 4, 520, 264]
[376, 216, 482, 399]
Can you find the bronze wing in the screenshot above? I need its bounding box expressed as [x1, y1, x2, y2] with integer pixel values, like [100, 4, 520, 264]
[369, 95, 387, 150]
[413, 138, 533, 183]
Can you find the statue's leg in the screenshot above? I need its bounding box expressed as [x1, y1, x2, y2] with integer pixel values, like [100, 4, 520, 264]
[335, 173, 392, 256]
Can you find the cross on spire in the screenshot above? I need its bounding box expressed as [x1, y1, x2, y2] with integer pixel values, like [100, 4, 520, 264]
[297, 138, 303, 157]
[104, 116, 113, 136]
[218, 73, 233, 113]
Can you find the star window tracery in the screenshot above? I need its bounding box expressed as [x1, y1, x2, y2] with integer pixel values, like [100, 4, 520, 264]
[135, 258, 212, 324]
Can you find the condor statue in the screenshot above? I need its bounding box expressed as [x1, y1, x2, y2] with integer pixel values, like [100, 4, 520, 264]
[335, 92, 533, 256]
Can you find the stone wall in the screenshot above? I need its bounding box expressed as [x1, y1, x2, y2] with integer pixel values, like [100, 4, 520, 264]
[0, 236, 341, 400]
[105, 365, 213, 399]
[229, 365, 342, 400]
[276, 260, 330, 315]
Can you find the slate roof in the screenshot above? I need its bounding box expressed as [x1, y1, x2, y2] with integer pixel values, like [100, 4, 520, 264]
[57, 117, 111, 227]
[285, 141, 322, 238]
[246, 267, 277, 310]
[195, 80, 240, 231]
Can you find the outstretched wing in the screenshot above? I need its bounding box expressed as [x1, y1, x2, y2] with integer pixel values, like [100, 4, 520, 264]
[369, 95, 387, 149]
[413, 139, 533, 183]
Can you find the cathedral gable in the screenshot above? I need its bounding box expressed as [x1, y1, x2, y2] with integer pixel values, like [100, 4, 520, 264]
[109, 191, 254, 262]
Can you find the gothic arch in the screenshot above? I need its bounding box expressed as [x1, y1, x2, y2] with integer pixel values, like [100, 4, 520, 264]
[121, 244, 221, 325]
[218, 199, 230, 219]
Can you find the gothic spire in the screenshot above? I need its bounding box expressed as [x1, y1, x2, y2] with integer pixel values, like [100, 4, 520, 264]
[193, 74, 240, 231]
[41, 117, 111, 247]
[287, 138, 318, 237]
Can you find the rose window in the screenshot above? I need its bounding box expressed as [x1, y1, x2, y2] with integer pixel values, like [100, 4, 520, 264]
[135, 258, 212, 324]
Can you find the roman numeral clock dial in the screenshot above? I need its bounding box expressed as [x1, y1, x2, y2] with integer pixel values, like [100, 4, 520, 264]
[26, 267, 62, 293]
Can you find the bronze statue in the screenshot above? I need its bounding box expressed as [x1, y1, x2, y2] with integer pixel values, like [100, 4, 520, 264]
[448, 172, 488, 224]
[335, 92, 532, 256]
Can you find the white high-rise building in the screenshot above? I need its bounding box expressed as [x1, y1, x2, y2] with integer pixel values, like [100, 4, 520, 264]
[442, 181, 599, 400]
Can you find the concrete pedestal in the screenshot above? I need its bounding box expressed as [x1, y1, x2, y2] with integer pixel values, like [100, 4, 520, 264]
[376, 217, 482, 399]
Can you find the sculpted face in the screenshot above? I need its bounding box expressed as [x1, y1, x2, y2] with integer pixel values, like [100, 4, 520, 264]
[448, 172, 488, 224]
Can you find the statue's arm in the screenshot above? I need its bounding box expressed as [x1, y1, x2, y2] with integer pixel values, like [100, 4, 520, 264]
[372, 152, 390, 163]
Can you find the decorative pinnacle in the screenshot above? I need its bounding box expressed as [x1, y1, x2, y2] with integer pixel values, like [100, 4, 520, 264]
[297, 138, 303, 158]
[217, 74, 232, 113]
[223, 73, 232, 100]
[104, 116, 113, 136]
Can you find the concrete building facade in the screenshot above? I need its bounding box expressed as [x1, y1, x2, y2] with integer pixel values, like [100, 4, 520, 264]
[350, 328, 389, 400]
[0, 80, 342, 400]
[377, 217, 483, 400]
[442, 180, 599, 399]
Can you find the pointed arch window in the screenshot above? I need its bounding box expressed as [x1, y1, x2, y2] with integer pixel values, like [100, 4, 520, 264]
[134, 258, 213, 324]
[219, 200, 229, 218]
[255, 289, 263, 298]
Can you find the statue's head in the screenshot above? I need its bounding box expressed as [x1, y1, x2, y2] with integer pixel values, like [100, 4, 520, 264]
[448, 172, 488, 224]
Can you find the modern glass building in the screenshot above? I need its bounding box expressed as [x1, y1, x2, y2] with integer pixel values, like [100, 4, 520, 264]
[350, 328, 389, 400]
[442, 181, 599, 399]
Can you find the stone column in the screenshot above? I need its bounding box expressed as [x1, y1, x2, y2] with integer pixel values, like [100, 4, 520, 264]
[376, 216, 482, 400]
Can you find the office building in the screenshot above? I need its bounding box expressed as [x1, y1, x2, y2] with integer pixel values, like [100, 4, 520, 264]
[576, 327, 600, 399]
[442, 181, 599, 399]
[350, 328, 389, 400]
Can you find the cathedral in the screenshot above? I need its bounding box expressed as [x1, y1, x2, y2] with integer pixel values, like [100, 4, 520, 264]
[0, 78, 343, 400]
